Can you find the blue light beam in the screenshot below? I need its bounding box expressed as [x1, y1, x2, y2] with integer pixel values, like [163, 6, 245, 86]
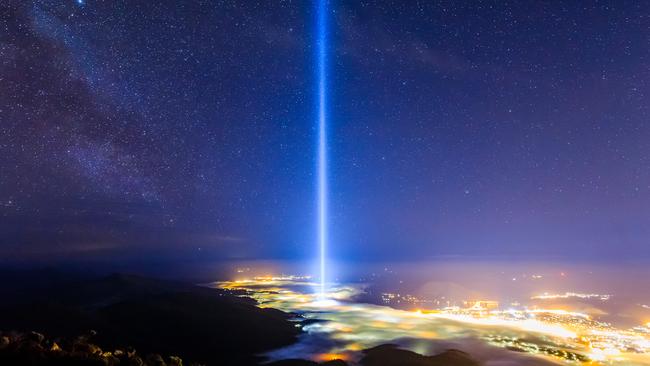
[316, 0, 329, 297]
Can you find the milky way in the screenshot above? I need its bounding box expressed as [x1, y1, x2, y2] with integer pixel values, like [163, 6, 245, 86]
[1, 1, 649, 264]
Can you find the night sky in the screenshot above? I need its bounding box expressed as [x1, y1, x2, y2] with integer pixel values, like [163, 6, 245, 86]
[1, 1, 649, 265]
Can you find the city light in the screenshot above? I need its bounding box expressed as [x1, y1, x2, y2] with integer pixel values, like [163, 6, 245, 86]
[213, 276, 650, 365]
[532, 292, 611, 301]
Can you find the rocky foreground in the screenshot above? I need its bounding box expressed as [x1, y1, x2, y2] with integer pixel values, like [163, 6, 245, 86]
[0, 330, 184, 366]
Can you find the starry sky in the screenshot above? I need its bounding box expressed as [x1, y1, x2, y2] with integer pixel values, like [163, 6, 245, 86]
[1, 1, 649, 265]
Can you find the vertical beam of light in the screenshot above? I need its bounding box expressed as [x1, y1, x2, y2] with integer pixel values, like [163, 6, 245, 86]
[316, 0, 328, 297]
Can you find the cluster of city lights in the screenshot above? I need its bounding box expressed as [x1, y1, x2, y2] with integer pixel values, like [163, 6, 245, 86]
[211, 276, 650, 365]
[531, 292, 611, 301]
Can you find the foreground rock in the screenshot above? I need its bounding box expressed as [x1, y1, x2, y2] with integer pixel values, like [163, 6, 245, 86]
[0, 330, 187, 366]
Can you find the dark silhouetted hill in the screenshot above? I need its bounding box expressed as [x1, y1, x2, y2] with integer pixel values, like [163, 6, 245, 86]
[267, 359, 347, 366]
[360, 344, 479, 366]
[0, 271, 298, 365]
